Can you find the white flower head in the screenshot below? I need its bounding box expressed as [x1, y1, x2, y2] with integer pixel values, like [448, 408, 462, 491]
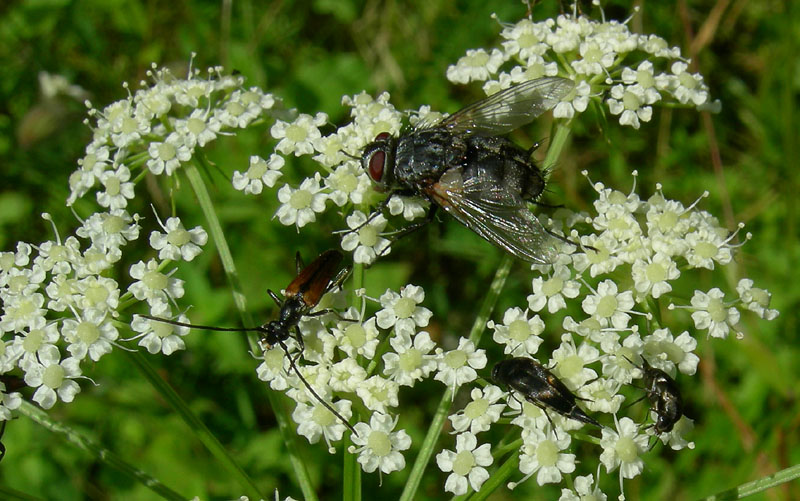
[349, 412, 411, 474]
[275, 174, 328, 229]
[514, 427, 575, 487]
[642, 328, 699, 376]
[553, 79, 591, 119]
[333, 316, 380, 359]
[581, 279, 636, 329]
[146, 132, 193, 176]
[528, 264, 581, 314]
[271, 112, 327, 156]
[232, 154, 284, 195]
[130, 307, 190, 356]
[600, 416, 650, 492]
[558, 473, 608, 501]
[174, 108, 221, 148]
[127, 259, 185, 308]
[631, 252, 680, 299]
[550, 333, 600, 389]
[381, 330, 438, 386]
[687, 288, 740, 339]
[149, 214, 208, 262]
[488, 307, 544, 356]
[446, 48, 506, 84]
[292, 397, 353, 451]
[61, 308, 118, 361]
[375, 284, 432, 335]
[75, 209, 141, 253]
[449, 384, 505, 434]
[736, 278, 778, 321]
[436, 432, 493, 495]
[340, 211, 391, 265]
[434, 338, 487, 390]
[23, 353, 82, 409]
[96, 165, 135, 210]
[324, 161, 371, 206]
[355, 375, 399, 413]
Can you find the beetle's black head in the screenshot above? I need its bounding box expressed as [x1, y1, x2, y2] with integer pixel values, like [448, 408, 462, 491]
[491, 360, 509, 385]
[361, 132, 397, 190]
[260, 320, 289, 349]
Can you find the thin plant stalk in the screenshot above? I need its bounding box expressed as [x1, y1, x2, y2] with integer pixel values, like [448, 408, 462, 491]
[183, 161, 318, 500]
[17, 400, 185, 501]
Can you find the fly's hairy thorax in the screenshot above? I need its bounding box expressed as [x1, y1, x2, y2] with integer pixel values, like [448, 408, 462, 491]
[393, 129, 468, 189]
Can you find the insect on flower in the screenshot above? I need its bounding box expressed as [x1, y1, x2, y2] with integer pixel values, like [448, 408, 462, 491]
[492, 357, 601, 430]
[623, 355, 684, 435]
[139, 249, 357, 435]
[360, 77, 575, 263]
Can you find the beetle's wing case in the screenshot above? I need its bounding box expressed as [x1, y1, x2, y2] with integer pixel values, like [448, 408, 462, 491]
[427, 167, 557, 264]
[284, 250, 344, 306]
[434, 77, 574, 136]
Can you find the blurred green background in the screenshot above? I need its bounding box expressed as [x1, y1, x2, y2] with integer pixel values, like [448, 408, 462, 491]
[0, 0, 798, 499]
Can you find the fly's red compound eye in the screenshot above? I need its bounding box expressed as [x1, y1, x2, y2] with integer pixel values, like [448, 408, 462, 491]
[368, 150, 386, 181]
[375, 131, 391, 141]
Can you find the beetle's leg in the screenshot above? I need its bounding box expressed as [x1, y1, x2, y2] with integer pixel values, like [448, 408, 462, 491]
[268, 289, 283, 308]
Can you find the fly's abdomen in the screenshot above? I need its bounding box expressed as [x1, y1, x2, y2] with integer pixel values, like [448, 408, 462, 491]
[464, 136, 545, 201]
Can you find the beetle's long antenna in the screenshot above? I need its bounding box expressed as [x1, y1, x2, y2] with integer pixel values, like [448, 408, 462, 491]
[279, 340, 358, 436]
[138, 314, 266, 334]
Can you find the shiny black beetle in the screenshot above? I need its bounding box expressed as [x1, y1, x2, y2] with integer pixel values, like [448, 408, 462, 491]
[623, 355, 684, 434]
[492, 357, 600, 428]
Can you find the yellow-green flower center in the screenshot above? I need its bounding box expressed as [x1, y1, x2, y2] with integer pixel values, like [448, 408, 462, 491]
[43, 364, 65, 389]
[452, 450, 476, 475]
[367, 431, 391, 456]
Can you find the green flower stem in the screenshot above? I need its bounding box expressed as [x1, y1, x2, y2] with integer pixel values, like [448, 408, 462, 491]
[702, 463, 800, 500]
[462, 449, 521, 501]
[399, 385, 453, 501]
[17, 399, 184, 501]
[542, 121, 572, 181]
[184, 160, 318, 501]
[400, 254, 513, 501]
[469, 254, 513, 345]
[0, 484, 40, 501]
[343, 433, 361, 501]
[125, 351, 262, 499]
[184, 161, 249, 327]
[344, 261, 364, 501]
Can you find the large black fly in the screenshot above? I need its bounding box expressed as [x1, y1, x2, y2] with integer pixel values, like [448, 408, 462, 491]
[360, 77, 575, 263]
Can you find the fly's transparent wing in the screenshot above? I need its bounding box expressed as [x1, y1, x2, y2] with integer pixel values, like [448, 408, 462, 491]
[426, 167, 557, 264]
[435, 77, 574, 136]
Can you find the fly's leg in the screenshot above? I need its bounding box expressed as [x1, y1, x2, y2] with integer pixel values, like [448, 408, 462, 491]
[375, 205, 438, 258]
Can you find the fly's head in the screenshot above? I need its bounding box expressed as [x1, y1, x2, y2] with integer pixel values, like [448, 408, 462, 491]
[361, 132, 397, 191]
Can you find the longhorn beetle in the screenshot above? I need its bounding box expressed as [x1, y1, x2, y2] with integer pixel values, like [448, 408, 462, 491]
[139, 249, 357, 435]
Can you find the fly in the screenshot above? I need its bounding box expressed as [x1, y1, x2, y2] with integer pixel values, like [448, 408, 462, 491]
[139, 250, 357, 435]
[492, 357, 600, 430]
[360, 77, 575, 263]
[623, 355, 684, 435]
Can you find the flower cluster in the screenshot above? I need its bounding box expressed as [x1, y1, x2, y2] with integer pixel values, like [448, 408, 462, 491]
[445, 6, 717, 129]
[0, 3, 780, 500]
[435, 171, 776, 498]
[255, 282, 488, 473]
[0, 62, 282, 416]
